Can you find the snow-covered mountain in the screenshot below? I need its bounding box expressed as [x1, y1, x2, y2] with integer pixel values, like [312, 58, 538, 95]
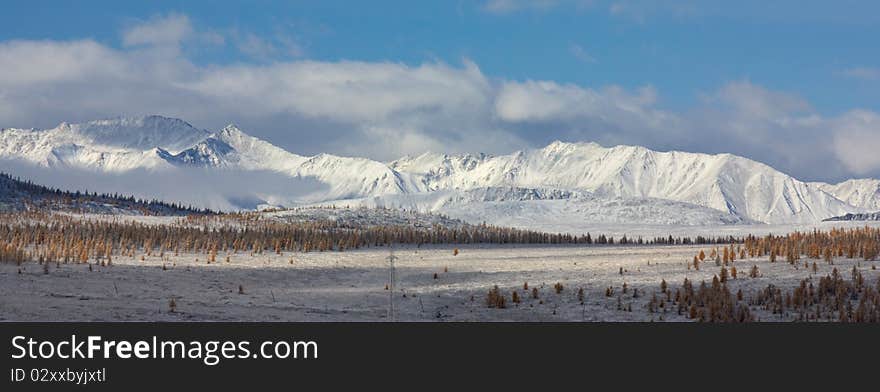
[306, 186, 754, 227]
[0, 116, 208, 171]
[2, 115, 876, 225]
[166, 124, 307, 172]
[389, 142, 862, 224]
[812, 179, 880, 212]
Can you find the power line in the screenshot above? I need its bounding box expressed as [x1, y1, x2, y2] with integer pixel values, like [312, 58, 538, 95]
[386, 247, 399, 321]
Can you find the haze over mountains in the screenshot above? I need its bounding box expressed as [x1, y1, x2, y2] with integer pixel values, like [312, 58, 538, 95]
[2, 115, 879, 226]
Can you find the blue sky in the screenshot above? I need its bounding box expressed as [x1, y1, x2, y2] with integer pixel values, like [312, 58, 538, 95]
[2, 1, 880, 181]
[4, 0, 879, 113]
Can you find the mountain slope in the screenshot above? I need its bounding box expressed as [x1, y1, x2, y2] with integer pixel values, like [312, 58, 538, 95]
[1, 116, 876, 225]
[390, 141, 861, 224]
[0, 115, 208, 171]
[0, 171, 209, 215]
[813, 179, 880, 211]
[168, 126, 423, 200]
[167, 125, 308, 172]
[306, 186, 753, 227]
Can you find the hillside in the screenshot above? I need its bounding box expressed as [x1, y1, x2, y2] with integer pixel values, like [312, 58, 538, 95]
[2, 115, 877, 225]
[0, 172, 209, 215]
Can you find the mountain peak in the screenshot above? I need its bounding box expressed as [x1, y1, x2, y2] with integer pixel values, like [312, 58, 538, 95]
[545, 140, 571, 148]
[213, 124, 255, 144]
[541, 140, 603, 153]
[3, 116, 879, 224]
[220, 123, 242, 133]
[43, 115, 209, 154]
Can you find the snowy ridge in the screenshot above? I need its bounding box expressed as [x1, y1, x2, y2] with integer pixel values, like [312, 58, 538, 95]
[1, 115, 878, 225]
[168, 125, 307, 172]
[390, 141, 862, 224]
[0, 115, 207, 171]
[305, 186, 753, 227]
[813, 179, 880, 211]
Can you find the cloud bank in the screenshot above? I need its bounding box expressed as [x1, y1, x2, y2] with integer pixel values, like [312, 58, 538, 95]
[0, 159, 326, 211]
[1, 13, 878, 182]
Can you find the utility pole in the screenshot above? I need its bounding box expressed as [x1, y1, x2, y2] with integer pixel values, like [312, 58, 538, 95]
[386, 247, 398, 321]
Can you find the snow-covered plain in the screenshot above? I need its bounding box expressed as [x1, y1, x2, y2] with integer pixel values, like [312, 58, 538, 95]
[3, 239, 878, 322]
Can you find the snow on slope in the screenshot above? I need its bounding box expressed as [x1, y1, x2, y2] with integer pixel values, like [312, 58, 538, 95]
[168, 125, 307, 172]
[0, 116, 208, 171]
[164, 124, 427, 200]
[1, 116, 876, 224]
[390, 141, 861, 224]
[813, 179, 880, 211]
[293, 154, 427, 202]
[305, 187, 753, 228]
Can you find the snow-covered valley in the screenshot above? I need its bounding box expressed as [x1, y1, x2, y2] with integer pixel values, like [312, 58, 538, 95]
[4, 240, 878, 322]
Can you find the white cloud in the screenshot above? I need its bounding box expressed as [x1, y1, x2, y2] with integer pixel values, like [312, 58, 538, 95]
[709, 80, 812, 121]
[832, 110, 880, 174]
[184, 59, 492, 124]
[494, 80, 673, 130]
[0, 40, 128, 86]
[122, 13, 194, 47]
[0, 13, 878, 181]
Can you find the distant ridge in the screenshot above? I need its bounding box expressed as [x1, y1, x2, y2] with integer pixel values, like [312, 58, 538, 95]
[824, 212, 880, 222]
[2, 115, 879, 224]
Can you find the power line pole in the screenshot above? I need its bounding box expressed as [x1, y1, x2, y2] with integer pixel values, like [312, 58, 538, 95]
[386, 247, 398, 321]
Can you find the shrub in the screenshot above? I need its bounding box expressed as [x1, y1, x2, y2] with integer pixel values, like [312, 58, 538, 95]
[486, 285, 506, 308]
[749, 265, 760, 278]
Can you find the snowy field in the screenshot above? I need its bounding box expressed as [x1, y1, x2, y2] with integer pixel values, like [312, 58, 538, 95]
[3, 241, 878, 322]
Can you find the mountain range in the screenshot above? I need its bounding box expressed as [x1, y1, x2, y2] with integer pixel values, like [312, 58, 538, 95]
[2, 115, 879, 226]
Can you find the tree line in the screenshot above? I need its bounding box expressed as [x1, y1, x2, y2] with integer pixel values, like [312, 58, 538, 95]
[0, 171, 212, 215]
